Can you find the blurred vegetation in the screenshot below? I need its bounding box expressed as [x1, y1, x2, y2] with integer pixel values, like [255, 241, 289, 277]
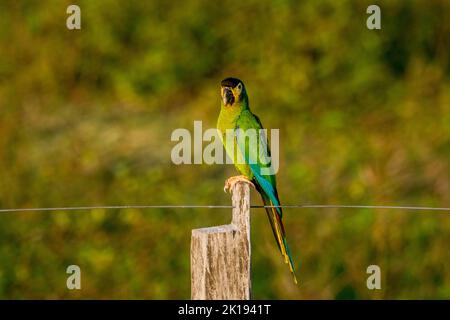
[0, 0, 449, 299]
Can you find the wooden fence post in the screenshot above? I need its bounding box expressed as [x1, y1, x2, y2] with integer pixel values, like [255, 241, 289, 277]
[191, 181, 251, 300]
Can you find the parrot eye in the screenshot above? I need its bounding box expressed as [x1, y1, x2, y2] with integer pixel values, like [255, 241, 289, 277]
[236, 82, 243, 93]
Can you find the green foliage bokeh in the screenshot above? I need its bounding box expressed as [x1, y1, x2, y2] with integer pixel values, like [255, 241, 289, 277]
[0, 0, 449, 299]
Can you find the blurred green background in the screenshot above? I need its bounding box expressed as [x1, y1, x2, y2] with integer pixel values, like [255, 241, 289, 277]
[0, 0, 449, 299]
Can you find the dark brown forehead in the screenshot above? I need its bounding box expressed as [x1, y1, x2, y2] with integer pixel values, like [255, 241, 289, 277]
[221, 77, 242, 88]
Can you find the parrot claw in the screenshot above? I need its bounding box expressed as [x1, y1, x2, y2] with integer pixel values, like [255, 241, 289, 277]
[223, 175, 255, 193]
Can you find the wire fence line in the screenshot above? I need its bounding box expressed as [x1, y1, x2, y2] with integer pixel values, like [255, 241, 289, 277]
[254, 205, 450, 211]
[0, 204, 449, 213]
[0, 205, 233, 213]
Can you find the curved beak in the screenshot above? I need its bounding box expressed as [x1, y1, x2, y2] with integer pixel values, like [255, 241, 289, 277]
[222, 87, 235, 106]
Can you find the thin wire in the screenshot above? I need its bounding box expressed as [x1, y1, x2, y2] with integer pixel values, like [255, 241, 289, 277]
[0, 205, 233, 213]
[0, 204, 449, 213]
[253, 205, 450, 212]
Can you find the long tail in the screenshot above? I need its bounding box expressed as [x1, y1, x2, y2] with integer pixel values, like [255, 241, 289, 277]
[262, 195, 298, 284]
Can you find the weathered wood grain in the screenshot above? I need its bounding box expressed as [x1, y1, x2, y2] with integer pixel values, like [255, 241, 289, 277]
[191, 181, 251, 300]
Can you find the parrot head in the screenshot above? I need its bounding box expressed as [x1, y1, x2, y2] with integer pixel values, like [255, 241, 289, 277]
[221, 77, 247, 108]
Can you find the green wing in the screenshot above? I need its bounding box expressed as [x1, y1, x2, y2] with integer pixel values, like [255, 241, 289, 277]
[235, 111, 280, 210]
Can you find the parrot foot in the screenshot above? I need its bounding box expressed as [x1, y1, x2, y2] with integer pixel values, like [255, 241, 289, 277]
[223, 175, 255, 193]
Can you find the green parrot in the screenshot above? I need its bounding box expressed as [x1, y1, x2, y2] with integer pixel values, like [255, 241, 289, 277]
[217, 77, 297, 284]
